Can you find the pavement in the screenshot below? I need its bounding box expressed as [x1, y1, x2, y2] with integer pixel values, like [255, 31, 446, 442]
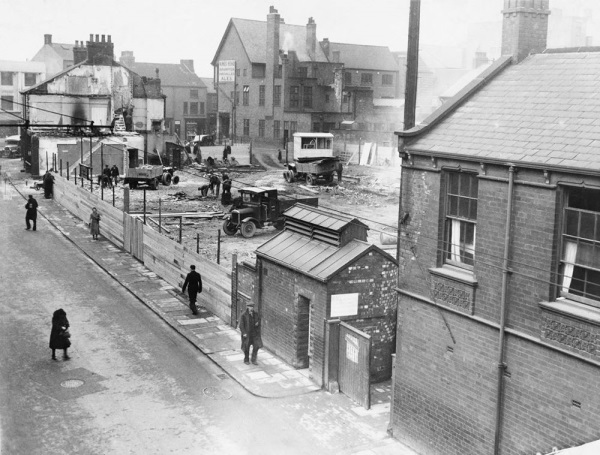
[1, 159, 418, 455]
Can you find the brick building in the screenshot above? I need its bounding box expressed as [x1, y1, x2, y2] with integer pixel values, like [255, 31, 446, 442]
[234, 204, 398, 386]
[390, 1, 600, 454]
[119, 52, 208, 142]
[211, 6, 403, 146]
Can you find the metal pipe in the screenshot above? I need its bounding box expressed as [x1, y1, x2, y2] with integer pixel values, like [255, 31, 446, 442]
[493, 165, 515, 455]
[66, 161, 69, 180]
[159, 198, 162, 233]
[112, 185, 115, 207]
[217, 229, 221, 264]
[143, 189, 147, 225]
[196, 232, 199, 254]
[101, 143, 104, 200]
[60, 159, 62, 177]
[178, 216, 183, 244]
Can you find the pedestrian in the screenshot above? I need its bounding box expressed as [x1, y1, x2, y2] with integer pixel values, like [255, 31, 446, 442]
[89, 207, 101, 240]
[102, 164, 112, 188]
[25, 194, 38, 231]
[49, 308, 71, 360]
[221, 176, 232, 205]
[240, 303, 263, 365]
[198, 183, 210, 197]
[209, 173, 221, 197]
[42, 170, 54, 199]
[110, 164, 120, 186]
[182, 265, 202, 315]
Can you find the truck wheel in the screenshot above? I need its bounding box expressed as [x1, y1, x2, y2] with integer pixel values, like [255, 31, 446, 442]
[173, 175, 180, 185]
[306, 174, 316, 186]
[162, 173, 172, 186]
[223, 220, 238, 236]
[149, 178, 159, 190]
[241, 221, 256, 238]
[284, 171, 294, 183]
[129, 181, 138, 189]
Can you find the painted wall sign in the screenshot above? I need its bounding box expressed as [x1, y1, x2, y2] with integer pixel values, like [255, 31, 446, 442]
[331, 293, 359, 317]
[345, 333, 359, 363]
[218, 60, 236, 83]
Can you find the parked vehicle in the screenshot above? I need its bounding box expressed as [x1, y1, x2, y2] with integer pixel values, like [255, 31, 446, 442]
[193, 134, 215, 146]
[222, 187, 318, 238]
[283, 132, 342, 185]
[123, 165, 179, 190]
[3, 135, 20, 158]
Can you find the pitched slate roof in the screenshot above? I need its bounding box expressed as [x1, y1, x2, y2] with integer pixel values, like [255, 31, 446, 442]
[405, 50, 600, 172]
[284, 204, 367, 232]
[49, 43, 74, 61]
[327, 42, 399, 71]
[123, 62, 204, 88]
[256, 231, 379, 282]
[200, 77, 215, 94]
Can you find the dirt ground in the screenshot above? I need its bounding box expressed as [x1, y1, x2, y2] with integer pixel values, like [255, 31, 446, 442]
[109, 148, 401, 270]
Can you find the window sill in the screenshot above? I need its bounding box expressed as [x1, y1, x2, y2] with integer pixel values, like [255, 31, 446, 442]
[539, 298, 600, 327]
[429, 265, 478, 286]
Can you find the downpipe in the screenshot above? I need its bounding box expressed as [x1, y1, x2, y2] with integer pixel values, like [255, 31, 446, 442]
[493, 165, 515, 455]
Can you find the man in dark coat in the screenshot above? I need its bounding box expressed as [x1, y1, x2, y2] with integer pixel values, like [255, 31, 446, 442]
[49, 308, 71, 360]
[102, 165, 112, 188]
[25, 194, 38, 231]
[42, 171, 54, 199]
[110, 164, 120, 186]
[182, 265, 202, 315]
[221, 174, 232, 205]
[240, 303, 263, 365]
[209, 173, 221, 197]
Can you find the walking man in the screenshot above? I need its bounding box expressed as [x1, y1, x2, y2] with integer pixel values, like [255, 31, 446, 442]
[25, 194, 38, 231]
[240, 303, 263, 365]
[182, 265, 202, 315]
[110, 164, 120, 186]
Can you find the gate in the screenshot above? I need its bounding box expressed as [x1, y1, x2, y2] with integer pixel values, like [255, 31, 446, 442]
[124, 215, 144, 260]
[338, 321, 371, 409]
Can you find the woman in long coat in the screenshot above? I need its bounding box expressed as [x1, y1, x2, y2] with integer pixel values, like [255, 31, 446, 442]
[49, 308, 71, 360]
[89, 207, 101, 240]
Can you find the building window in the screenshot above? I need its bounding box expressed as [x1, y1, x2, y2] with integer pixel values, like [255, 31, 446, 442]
[276, 65, 282, 79]
[382, 74, 393, 85]
[344, 72, 352, 85]
[243, 68, 247, 77]
[243, 85, 249, 106]
[190, 102, 199, 115]
[290, 86, 300, 108]
[290, 121, 297, 135]
[24, 73, 37, 86]
[183, 102, 188, 115]
[274, 85, 281, 106]
[235, 91, 239, 105]
[190, 89, 199, 99]
[1, 72, 13, 86]
[236, 69, 240, 77]
[361, 73, 373, 85]
[259, 85, 265, 106]
[243, 119, 250, 137]
[1, 95, 14, 110]
[200, 102, 205, 115]
[559, 187, 600, 307]
[258, 119, 265, 137]
[252, 63, 266, 78]
[444, 172, 478, 269]
[303, 86, 313, 108]
[274, 120, 280, 139]
[298, 67, 308, 78]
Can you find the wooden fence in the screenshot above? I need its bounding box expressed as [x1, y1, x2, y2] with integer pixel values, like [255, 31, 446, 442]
[53, 175, 232, 323]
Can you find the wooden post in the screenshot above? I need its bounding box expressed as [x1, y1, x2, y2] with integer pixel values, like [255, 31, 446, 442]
[178, 216, 183, 244]
[123, 187, 130, 214]
[60, 159, 62, 177]
[74, 167, 77, 185]
[217, 229, 221, 264]
[196, 232, 199, 254]
[143, 189, 147, 225]
[66, 161, 69, 180]
[101, 143, 104, 200]
[158, 198, 162, 233]
[112, 184, 115, 207]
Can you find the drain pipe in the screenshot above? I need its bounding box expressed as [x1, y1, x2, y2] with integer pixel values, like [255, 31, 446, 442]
[493, 165, 515, 455]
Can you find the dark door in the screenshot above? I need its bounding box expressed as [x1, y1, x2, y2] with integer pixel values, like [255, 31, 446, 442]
[128, 148, 138, 168]
[297, 295, 311, 368]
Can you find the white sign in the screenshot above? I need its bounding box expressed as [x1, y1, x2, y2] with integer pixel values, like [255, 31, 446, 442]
[218, 60, 236, 83]
[330, 293, 359, 317]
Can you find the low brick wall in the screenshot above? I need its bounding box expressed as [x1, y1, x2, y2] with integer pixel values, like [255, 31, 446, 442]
[53, 174, 232, 323]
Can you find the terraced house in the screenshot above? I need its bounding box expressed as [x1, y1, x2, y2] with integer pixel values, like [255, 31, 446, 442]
[391, 1, 600, 454]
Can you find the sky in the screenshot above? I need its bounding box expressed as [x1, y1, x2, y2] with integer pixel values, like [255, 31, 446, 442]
[1, 0, 599, 77]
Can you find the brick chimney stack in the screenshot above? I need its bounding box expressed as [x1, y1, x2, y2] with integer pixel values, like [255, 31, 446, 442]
[501, 0, 550, 63]
[86, 33, 114, 65]
[44, 34, 52, 45]
[266, 6, 281, 114]
[120, 51, 135, 67]
[321, 38, 330, 59]
[73, 40, 88, 65]
[306, 17, 316, 61]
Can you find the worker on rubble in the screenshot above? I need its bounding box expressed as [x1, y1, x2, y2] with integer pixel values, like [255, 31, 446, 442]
[209, 173, 221, 198]
[221, 175, 232, 205]
[198, 183, 210, 197]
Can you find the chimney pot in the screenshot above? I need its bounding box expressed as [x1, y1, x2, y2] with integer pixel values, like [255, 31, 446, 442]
[44, 34, 52, 45]
[89, 34, 93, 42]
[102, 34, 106, 43]
[95, 34, 99, 42]
[108, 35, 111, 43]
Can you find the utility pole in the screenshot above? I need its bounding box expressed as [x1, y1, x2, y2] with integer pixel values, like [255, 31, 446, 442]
[404, 0, 421, 130]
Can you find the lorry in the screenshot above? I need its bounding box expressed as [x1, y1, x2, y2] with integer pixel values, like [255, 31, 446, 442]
[283, 132, 342, 185]
[123, 164, 179, 190]
[2, 135, 20, 158]
[222, 187, 318, 238]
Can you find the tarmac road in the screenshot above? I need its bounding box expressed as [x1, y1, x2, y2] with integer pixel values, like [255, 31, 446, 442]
[0, 170, 321, 455]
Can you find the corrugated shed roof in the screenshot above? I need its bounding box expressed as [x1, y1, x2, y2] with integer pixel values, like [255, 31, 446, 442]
[256, 231, 374, 281]
[124, 62, 205, 88]
[407, 50, 600, 172]
[231, 18, 329, 63]
[284, 204, 366, 232]
[327, 42, 399, 71]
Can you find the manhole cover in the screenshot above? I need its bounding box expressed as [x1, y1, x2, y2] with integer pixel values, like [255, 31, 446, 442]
[203, 386, 232, 400]
[61, 379, 84, 388]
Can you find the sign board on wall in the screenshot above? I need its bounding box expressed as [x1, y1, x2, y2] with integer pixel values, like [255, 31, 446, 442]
[218, 60, 236, 83]
[331, 293, 359, 317]
[345, 333, 359, 363]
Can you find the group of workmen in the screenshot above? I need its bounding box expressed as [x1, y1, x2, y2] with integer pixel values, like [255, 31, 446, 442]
[198, 171, 233, 205]
[99, 164, 120, 188]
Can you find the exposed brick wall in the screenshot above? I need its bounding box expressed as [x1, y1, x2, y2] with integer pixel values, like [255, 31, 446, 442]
[392, 157, 600, 454]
